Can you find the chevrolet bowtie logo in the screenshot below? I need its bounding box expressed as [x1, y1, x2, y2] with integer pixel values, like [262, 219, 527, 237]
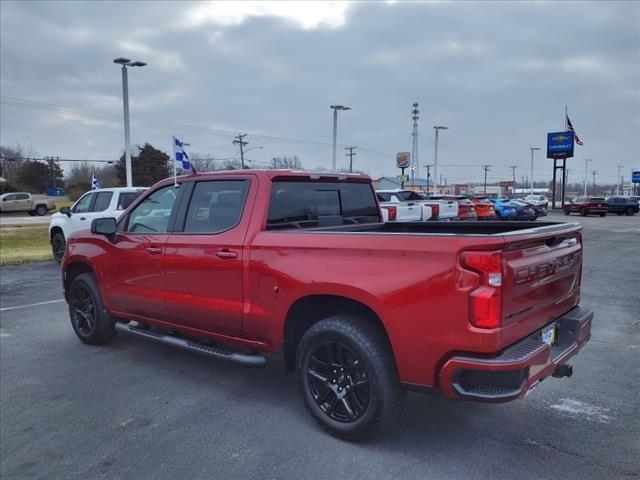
[552, 135, 569, 142]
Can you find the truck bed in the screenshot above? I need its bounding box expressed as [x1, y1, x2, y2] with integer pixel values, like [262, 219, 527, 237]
[284, 220, 578, 236]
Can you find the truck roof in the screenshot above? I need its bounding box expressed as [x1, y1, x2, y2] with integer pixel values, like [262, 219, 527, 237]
[171, 169, 371, 183]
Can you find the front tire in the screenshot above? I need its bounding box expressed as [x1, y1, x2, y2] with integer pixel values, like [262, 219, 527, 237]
[51, 232, 66, 263]
[68, 273, 116, 345]
[580, 208, 587, 216]
[564, 207, 571, 215]
[296, 314, 405, 441]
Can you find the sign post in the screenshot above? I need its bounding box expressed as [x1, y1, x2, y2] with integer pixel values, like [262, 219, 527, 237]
[547, 131, 574, 209]
[396, 152, 411, 189]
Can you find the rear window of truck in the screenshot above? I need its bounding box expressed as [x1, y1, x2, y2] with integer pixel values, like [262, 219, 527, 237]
[267, 181, 380, 230]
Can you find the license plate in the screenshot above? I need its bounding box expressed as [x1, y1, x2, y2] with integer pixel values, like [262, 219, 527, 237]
[541, 324, 557, 347]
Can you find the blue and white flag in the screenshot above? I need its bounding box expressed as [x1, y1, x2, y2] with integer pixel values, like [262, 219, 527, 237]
[173, 136, 195, 173]
[92, 175, 101, 190]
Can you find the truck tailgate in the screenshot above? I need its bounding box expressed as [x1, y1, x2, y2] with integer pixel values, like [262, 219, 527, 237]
[500, 224, 582, 346]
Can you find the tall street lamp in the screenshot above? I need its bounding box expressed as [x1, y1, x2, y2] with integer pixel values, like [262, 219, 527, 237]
[529, 147, 540, 195]
[584, 158, 593, 196]
[330, 105, 350, 171]
[433, 126, 448, 194]
[617, 164, 625, 196]
[114, 57, 146, 187]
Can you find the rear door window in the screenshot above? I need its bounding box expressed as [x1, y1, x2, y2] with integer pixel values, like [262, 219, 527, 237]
[92, 192, 113, 212]
[183, 180, 249, 234]
[117, 191, 143, 210]
[267, 181, 379, 230]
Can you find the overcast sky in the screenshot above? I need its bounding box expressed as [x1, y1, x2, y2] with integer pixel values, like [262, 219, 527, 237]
[1, 1, 639, 185]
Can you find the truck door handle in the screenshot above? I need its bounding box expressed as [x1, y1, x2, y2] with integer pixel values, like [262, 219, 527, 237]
[146, 247, 162, 255]
[80, 217, 86, 221]
[215, 249, 237, 259]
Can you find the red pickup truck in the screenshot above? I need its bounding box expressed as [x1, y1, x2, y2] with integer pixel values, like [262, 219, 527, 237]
[62, 170, 592, 440]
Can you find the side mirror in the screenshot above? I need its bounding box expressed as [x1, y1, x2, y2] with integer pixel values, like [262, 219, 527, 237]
[91, 217, 117, 243]
[60, 206, 71, 217]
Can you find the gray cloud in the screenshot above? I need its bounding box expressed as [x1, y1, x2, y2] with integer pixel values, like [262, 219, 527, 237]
[1, 0, 638, 184]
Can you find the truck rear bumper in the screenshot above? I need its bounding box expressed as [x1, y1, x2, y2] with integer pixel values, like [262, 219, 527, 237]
[438, 306, 593, 402]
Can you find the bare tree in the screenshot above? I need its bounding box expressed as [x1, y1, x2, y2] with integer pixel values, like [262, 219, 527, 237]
[0, 144, 27, 185]
[271, 156, 303, 170]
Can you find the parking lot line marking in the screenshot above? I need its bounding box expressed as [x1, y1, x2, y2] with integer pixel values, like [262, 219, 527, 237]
[0, 299, 65, 312]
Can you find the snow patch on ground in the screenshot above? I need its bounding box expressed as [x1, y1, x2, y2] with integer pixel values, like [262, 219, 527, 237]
[550, 398, 613, 424]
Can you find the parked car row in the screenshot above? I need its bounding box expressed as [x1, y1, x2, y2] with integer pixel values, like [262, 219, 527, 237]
[564, 196, 638, 216]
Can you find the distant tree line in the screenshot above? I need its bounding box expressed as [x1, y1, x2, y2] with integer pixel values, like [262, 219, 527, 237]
[1, 142, 306, 198]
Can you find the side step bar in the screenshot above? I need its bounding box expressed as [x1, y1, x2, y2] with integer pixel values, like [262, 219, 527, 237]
[115, 322, 266, 368]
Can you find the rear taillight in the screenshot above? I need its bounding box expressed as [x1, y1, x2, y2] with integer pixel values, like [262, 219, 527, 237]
[461, 251, 503, 329]
[386, 206, 397, 221]
[431, 204, 439, 219]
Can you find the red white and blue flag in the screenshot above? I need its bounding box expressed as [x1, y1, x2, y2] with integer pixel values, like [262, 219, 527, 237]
[566, 116, 584, 146]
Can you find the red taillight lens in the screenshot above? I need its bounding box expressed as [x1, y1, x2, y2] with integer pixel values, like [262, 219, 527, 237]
[461, 251, 503, 329]
[386, 206, 397, 221]
[431, 204, 439, 219]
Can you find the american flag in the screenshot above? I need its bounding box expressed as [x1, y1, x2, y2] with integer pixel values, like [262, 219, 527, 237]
[566, 115, 584, 146]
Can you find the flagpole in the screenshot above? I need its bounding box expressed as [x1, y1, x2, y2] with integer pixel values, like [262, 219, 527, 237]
[172, 136, 177, 187]
[564, 105, 568, 130]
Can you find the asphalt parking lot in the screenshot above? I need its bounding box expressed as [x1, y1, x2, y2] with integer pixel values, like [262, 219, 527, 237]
[1, 211, 639, 480]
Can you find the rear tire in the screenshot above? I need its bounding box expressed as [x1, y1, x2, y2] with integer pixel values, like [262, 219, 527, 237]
[68, 273, 117, 345]
[51, 232, 66, 263]
[626, 207, 635, 216]
[580, 208, 587, 216]
[296, 314, 405, 441]
[35, 205, 47, 216]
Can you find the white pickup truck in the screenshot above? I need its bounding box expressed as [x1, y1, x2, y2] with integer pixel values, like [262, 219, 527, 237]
[48, 187, 145, 262]
[376, 190, 432, 222]
[377, 189, 458, 221]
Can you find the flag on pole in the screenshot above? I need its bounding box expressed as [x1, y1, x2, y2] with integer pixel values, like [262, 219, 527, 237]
[173, 136, 196, 173]
[92, 175, 101, 190]
[566, 115, 584, 146]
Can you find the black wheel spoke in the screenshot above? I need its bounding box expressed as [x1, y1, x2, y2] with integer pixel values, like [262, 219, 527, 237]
[305, 340, 371, 423]
[72, 285, 96, 335]
[341, 396, 356, 420]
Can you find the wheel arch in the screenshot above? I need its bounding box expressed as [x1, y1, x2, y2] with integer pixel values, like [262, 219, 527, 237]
[282, 294, 392, 372]
[63, 261, 95, 294]
[50, 225, 64, 241]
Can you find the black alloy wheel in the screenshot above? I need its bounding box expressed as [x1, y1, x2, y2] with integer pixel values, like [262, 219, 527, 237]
[51, 233, 65, 263]
[70, 283, 97, 337]
[305, 341, 372, 423]
[626, 207, 635, 216]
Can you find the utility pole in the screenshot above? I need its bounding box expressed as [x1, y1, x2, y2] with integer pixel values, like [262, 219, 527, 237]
[584, 158, 593, 196]
[233, 134, 248, 169]
[592, 170, 597, 196]
[433, 126, 449, 195]
[344, 146, 357, 173]
[482, 165, 491, 194]
[509, 165, 517, 195]
[617, 164, 625, 195]
[411, 103, 419, 187]
[424, 164, 432, 196]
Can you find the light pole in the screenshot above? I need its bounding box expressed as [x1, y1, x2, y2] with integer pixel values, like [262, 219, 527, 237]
[529, 147, 540, 195]
[114, 57, 146, 187]
[584, 158, 593, 196]
[330, 105, 350, 171]
[433, 126, 448, 194]
[617, 164, 625, 195]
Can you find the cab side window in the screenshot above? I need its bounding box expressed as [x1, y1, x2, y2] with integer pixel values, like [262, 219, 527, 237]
[183, 180, 249, 233]
[126, 185, 180, 233]
[73, 193, 94, 213]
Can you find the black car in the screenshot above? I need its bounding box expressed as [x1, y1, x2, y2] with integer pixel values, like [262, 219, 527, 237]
[606, 197, 639, 216]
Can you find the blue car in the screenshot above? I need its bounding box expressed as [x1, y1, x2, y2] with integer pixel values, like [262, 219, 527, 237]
[489, 198, 517, 220]
[509, 200, 537, 221]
